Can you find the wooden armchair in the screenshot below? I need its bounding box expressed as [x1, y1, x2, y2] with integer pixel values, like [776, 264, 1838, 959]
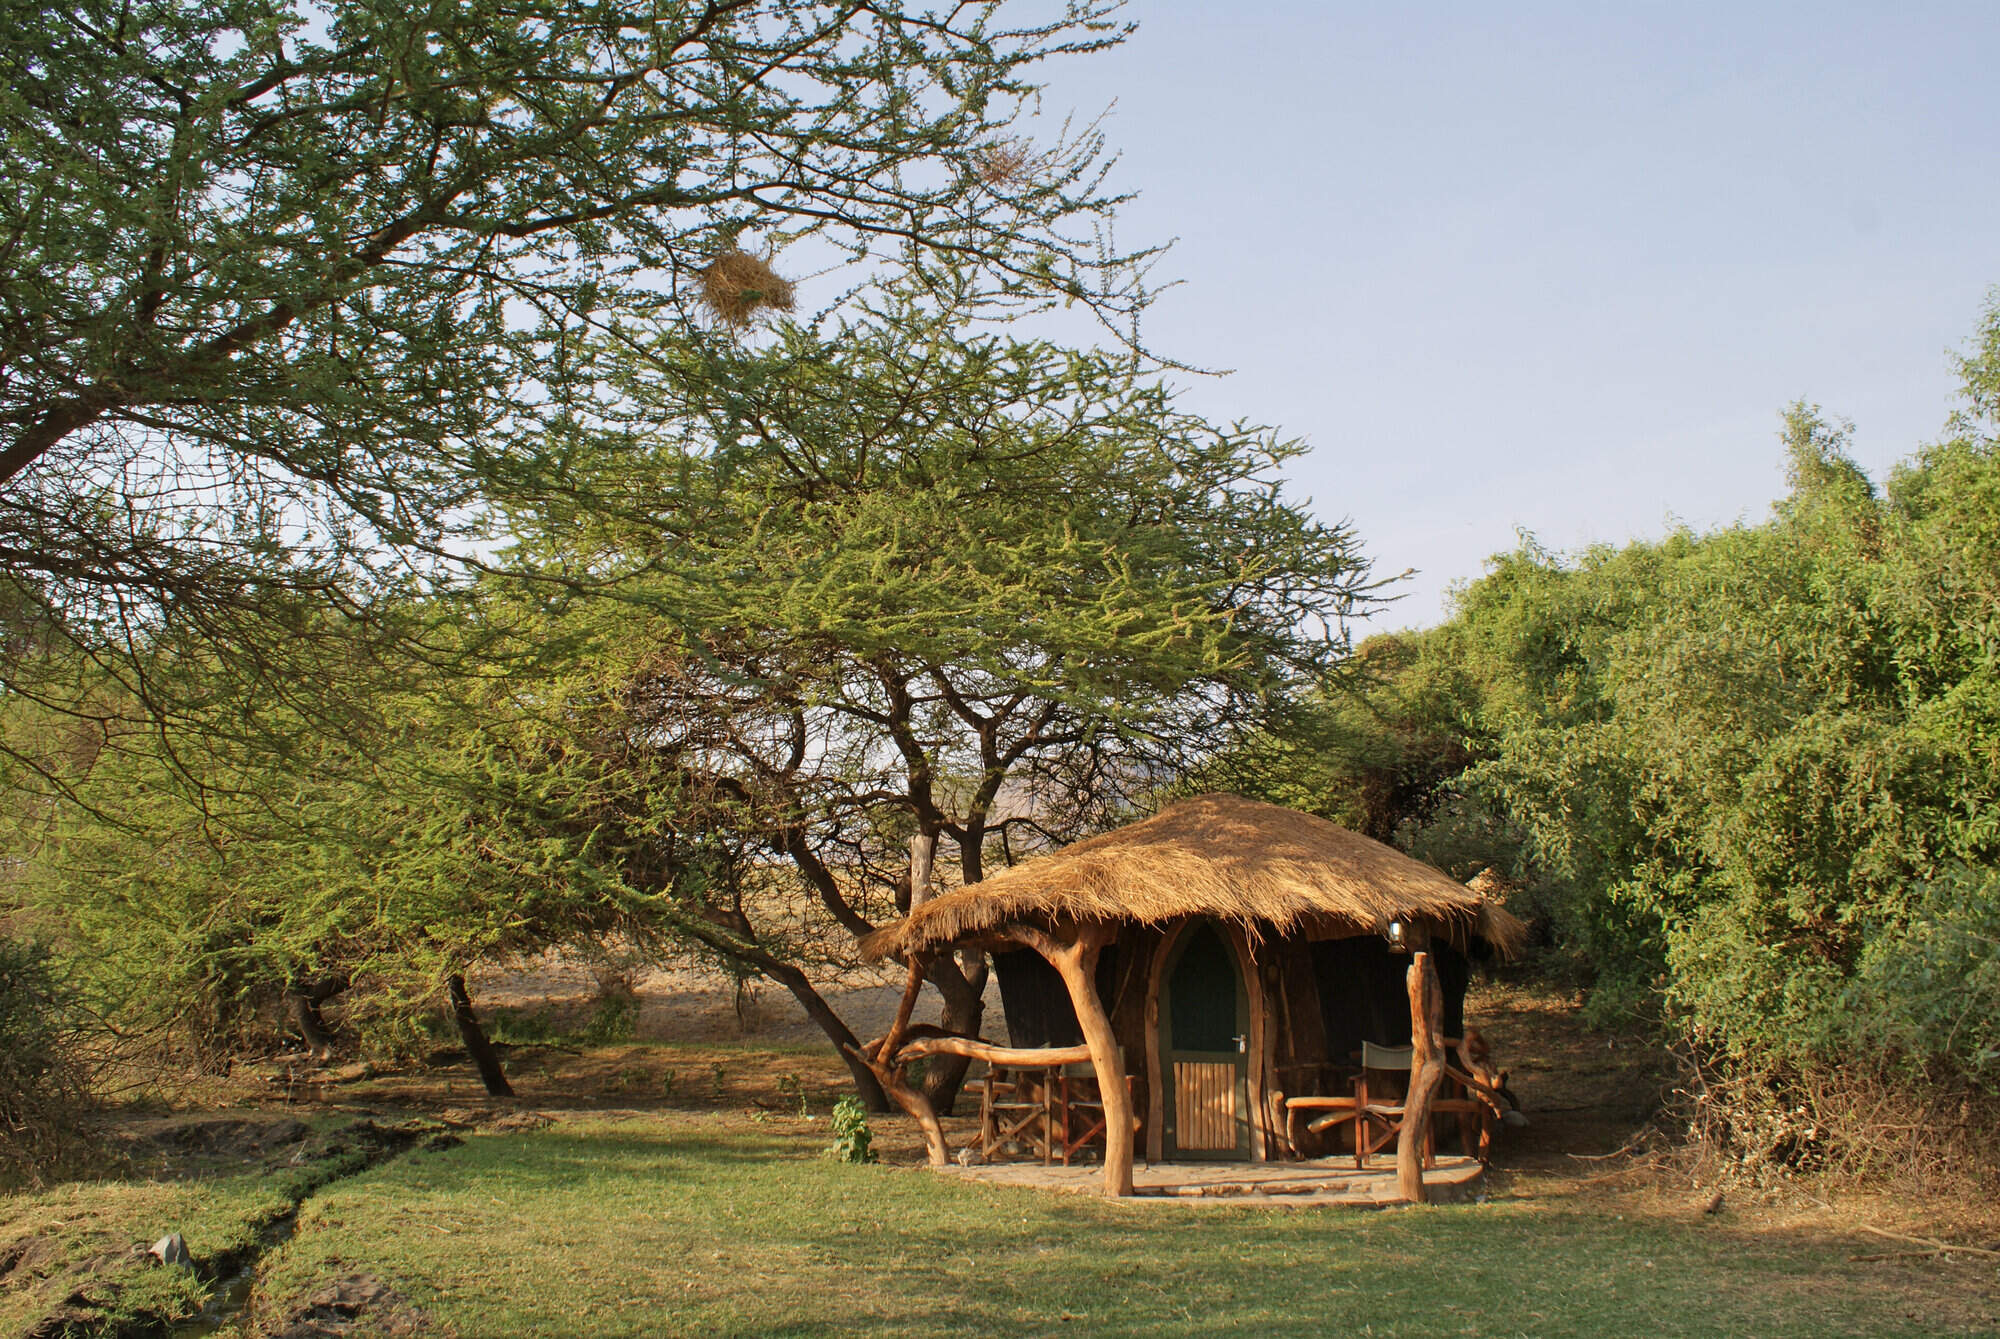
[976, 1063, 1061, 1163]
[1284, 1040, 1497, 1168]
[1052, 1056, 1138, 1165]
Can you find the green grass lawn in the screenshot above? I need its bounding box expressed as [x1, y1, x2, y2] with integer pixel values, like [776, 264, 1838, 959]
[256, 1115, 1990, 1339]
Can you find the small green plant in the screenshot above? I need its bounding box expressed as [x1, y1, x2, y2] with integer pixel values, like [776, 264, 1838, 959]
[709, 1064, 727, 1101]
[827, 1096, 877, 1164]
[776, 1073, 808, 1117]
[578, 993, 637, 1045]
[659, 1068, 678, 1100]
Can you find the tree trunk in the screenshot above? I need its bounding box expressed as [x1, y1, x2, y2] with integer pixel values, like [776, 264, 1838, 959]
[917, 951, 986, 1113]
[898, 827, 983, 1113]
[283, 972, 349, 1064]
[446, 973, 515, 1098]
[759, 958, 894, 1113]
[908, 832, 934, 905]
[1397, 951, 1446, 1204]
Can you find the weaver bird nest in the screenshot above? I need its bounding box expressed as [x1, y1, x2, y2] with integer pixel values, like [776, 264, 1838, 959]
[970, 140, 1033, 187]
[698, 250, 796, 328]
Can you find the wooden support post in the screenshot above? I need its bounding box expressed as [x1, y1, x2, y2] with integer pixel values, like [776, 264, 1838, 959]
[1061, 928, 1135, 1197]
[1012, 923, 1135, 1197]
[1143, 930, 1171, 1164]
[1397, 950, 1446, 1203]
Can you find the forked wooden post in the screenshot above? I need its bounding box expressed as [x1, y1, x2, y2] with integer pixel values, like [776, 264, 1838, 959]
[1397, 950, 1446, 1203]
[1014, 923, 1134, 1197]
[876, 958, 926, 1063]
[855, 954, 951, 1168]
[845, 1044, 949, 1167]
[1060, 926, 1136, 1197]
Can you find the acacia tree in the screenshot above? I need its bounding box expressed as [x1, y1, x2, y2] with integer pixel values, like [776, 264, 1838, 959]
[0, 0, 1145, 804]
[492, 287, 1377, 1106]
[5, 626, 691, 1095]
[10, 279, 1378, 1106]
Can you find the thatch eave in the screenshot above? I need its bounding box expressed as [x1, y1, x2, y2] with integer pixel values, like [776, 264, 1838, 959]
[857, 794, 1527, 963]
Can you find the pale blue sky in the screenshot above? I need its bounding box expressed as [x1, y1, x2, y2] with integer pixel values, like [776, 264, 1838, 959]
[1023, 2, 2000, 627]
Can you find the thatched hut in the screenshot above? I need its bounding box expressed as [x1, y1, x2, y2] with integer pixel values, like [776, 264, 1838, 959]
[855, 793, 1525, 1197]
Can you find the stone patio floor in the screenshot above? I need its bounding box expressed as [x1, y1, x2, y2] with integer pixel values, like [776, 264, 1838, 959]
[933, 1155, 1486, 1206]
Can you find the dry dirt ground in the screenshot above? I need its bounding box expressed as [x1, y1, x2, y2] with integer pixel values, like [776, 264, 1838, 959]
[468, 955, 1004, 1050]
[59, 964, 2000, 1335]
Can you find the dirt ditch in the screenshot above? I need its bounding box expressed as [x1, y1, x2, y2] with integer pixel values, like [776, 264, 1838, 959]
[13, 1117, 449, 1339]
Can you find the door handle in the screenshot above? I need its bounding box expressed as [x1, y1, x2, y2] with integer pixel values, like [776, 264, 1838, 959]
[1233, 1035, 1248, 1054]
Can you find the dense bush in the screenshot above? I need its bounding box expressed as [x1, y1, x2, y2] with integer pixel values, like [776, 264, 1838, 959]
[1845, 866, 2000, 1085]
[0, 937, 99, 1184]
[1252, 297, 2000, 1179]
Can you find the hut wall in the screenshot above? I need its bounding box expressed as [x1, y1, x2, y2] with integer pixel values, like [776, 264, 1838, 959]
[1308, 936, 1470, 1061]
[991, 946, 1123, 1047]
[1436, 943, 1469, 1040]
[1269, 940, 1329, 1070]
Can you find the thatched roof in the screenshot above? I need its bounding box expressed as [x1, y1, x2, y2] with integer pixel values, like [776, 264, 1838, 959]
[859, 794, 1526, 961]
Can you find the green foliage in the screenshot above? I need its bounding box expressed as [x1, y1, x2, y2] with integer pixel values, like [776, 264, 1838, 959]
[1217, 632, 1482, 843]
[578, 994, 639, 1046]
[826, 1096, 877, 1164]
[0, 0, 1147, 839]
[0, 937, 99, 1185]
[1845, 866, 2000, 1083]
[2, 625, 678, 1067]
[486, 1006, 561, 1048]
[1254, 296, 2000, 1126]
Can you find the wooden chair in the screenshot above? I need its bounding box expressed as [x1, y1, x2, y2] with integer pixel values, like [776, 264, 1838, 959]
[1283, 1038, 1502, 1168]
[977, 1063, 1060, 1163]
[1323, 1041, 1420, 1168]
[1051, 1057, 1135, 1165]
[1274, 1062, 1358, 1162]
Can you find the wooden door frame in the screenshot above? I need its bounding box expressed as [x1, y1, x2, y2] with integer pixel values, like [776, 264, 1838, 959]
[1145, 917, 1267, 1162]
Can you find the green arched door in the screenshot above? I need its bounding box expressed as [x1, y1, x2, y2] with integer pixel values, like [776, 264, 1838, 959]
[1161, 921, 1251, 1160]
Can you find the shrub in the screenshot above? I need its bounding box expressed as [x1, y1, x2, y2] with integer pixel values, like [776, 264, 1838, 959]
[827, 1096, 877, 1164]
[578, 992, 637, 1045]
[1845, 866, 2000, 1084]
[0, 938, 101, 1184]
